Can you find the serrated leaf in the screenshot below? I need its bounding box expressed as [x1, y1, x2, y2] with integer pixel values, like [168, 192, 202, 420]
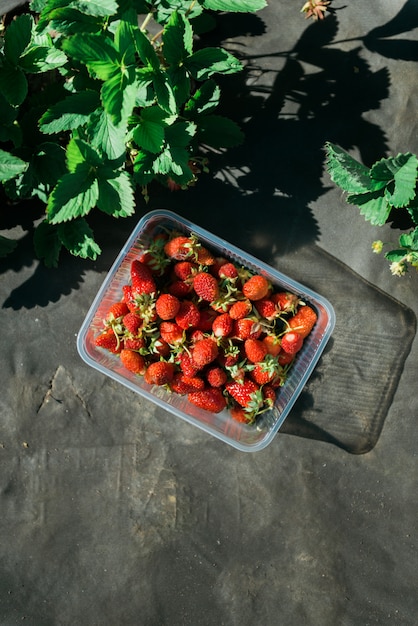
[133, 150, 155, 185]
[203, 0, 267, 11]
[0, 61, 28, 106]
[0, 235, 18, 258]
[19, 44, 67, 73]
[57, 217, 101, 260]
[400, 227, 418, 251]
[184, 79, 220, 115]
[97, 170, 135, 217]
[4, 14, 33, 65]
[406, 202, 418, 226]
[114, 10, 136, 66]
[39, 90, 100, 134]
[87, 108, 127, 161]
[62, 34, 120, 80]
[152, 148, 173, 175]
[163, 11, 194, 66]
[167, 146, 191, 177]
[68, 0, 118, 17]
[0, 149, 28, 181]
[33, 220, 62, 267]
[184, 47, 242, 80]
[101, 68, 138, 124]
[47, 166, 99, 224]
[152, 70, 178, 115]
[325, 142, 380, 194]
[33, 142, 67, 186]
[166, 65, 191, 107]
[132, 28, 160, 70]
[346, 189, 391, 226]
[132, 119, 165, 153]
[165, 120, 196, 148]
[40, 8, 104, 35]
[385, 249, 408, 263]
[197, 114, 244, 148]
[387, 154, 418, 208]
[66, 137, 102, 171]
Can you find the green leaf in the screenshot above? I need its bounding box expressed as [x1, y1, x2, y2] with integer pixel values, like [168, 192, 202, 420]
[114, 10, 136, 66]
[399, 227, 418, 251]
[325, 142, 376, 194]
[39, 90, 100, 134]
[152, 148, 174, 175]
[33, 142, 67, 187]
[0, 60, 28, 106]
[0, 234, 18, 258]
[19, 44, 68, 73]
[165, 120, 196, 148]
[4, 14, 33, 65]
[385, 249, 408, 263]
[87, 108, 127, 161]
[387, 154, 418, 207]
[47, 165, 99, 224]
[166, 65, 191, 107]
[68, 0, 118, 17]
[132, 28, 160, 70]
[152, 70, 178, 114]
[66, 137, 102, 171]
[197, 114, 244, 148]
[38, 8, 105, 35]
[34, 220, 62, 267]
[133, 150, 155, 185]
[346, 189, 391, 226]
[97, 170, 135, 217]
[101, 68, 138, 124]
[133, 119, 165, 153]
[406, 201, 418, 226]
[184, 47, 242, 80]
[57, 217, 101, 260]
[0, 149, 28, 181]
[62, 34, 120, 80]
[184, 79, 220, 115]
[203, 0, 267, 11]
[163, 11, 194, 66]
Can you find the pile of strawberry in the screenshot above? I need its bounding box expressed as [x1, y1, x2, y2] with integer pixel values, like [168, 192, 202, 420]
[94, 230, 318, 424]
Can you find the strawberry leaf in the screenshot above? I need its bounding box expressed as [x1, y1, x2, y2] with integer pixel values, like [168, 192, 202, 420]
[47, 165, 99, 224]
[33, 220, 62, 267]
[87, 108, 127, 161]
[0, 149, 28, 182]
[97, 170, 135, 218]
[0, 60, 28, 106]
[184, 79, 220, 116]
[346, 189, 391, 226]
[203, 0, 267, 11]
[62, 33, 120, 80]
[184, 48, 242, 81]
[73, 0, 118, 17]
[39, 90, 100, 134]
[325, 142, 376, 194]
[197, 114, 244, 147]
[163, 11, 194, 66]
[57, 218, 101, 260]
[4, 14, 33, 65]
[101, 68, 138, 124]
[384, 154, 417, 207]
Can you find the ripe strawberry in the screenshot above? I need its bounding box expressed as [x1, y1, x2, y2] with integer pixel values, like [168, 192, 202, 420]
[191, 337, 219, 368]
[262, 334, 282, 357]
[281, 331, 303, 355]
[206, 366, 227, 388]
[225, 379, 263, 413]
[149, 336, 171, 357]
[262, 384, 277, 407]
[196, 246, 215, 266]
[106, 301, 130, 320]
[188, 388, 226, 413]
[122, 312, 143, 335]
[232, 318, 262, 341]
[230, 406, 252, 423]
[254, 298, 277, 320]
[130, 260, 156, 295]
[242, 275, 270, 301]
[171, 373, 205, 395]
[217, 262, 238, 280]
[164, 236, 194, 260]
[122, 284, 137, 312]
[212, 312, 233, 338]
[144, 361, 175, 385]
[196, 307, 218, 331]
[244, 338, 268, 364]
[175, 300, 201, 329]
[173, 260, 197, 281]
[159, 321, 184, 344]
[288, 305, 318, 338]
[177, 352, 200, 377]
[193, 271, 219, 302]
[168, 280, 193, 298]
[138, 233, 170, 276]
[251, 355, 280, 385]
[155, 293, 180, 320]
[124, 336, 146, 351]
[120, 349, 146, 374]
[271, 291, 300, 314]
[278, 351, 295, 366]
[95, 329, 122, 353]
[229, 299, 252, 320]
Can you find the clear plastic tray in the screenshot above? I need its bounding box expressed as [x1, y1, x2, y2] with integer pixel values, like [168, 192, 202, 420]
[77, 210, 336, 452]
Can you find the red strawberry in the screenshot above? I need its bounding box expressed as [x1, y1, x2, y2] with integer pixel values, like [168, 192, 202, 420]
[254, 298, 277, 320]
[178, 352, 200, 377]
[262, 334, 282, 357]
[206, 366, 227, 388]
[191, 337, 219, 368]
[124, 336, 146, 351]
[122, 285, 137, 312]
[171, 373, 205, 395]
[155, 293, 180, 320]
[197, 307, 218, 332]
[175, 300, 201, 330]
[120, 349, 146, 374]
[232, 318, 262, 341]
[149, 336, 171, 357]
[122, 312, 143, 335]
[159, 321, 184, 345]
[281, 331, 303, 355]
[278, 351, 295, 366]
[130, 259, 156, 295]
[229, 299, 252, 320]
[168, 280, 193, 298]
[106, 301, 130, 320]
[251, 355, 280, 385]
[196, 246, 215, 266]
[138, 233, 169, 276]
[230, 406, 252, 423]
[212, 312, 233, 338]
[164, 236, 194, 260]
[262, 385, 277, 406]
[242, 275, 270, 301]
[271, 291, 300, 314]
[193, 271, 219, 302]
[288, 305, 317, 339]
[173, 261, 197, 281]
[244, 338, 268, 364]
[218, 262, 238, 280]
[144, 361, 175, 385]
[188, 388, 226, 413]
[95, 329, 122, 353]
[225, 379, 263, 413]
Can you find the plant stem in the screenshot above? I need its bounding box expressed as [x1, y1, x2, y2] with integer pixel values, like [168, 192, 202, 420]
[140, 12, 153, 32]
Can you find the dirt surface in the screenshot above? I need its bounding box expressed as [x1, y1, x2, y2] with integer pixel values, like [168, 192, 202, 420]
[1, 2, 418, 625]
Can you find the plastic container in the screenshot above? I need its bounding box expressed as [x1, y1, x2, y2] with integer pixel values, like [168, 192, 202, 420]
[77, 210, 335, 452]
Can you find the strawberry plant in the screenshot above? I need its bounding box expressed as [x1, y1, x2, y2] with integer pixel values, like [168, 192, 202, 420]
[0, 0, 266, 266]
[325, 142, 418, 277]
